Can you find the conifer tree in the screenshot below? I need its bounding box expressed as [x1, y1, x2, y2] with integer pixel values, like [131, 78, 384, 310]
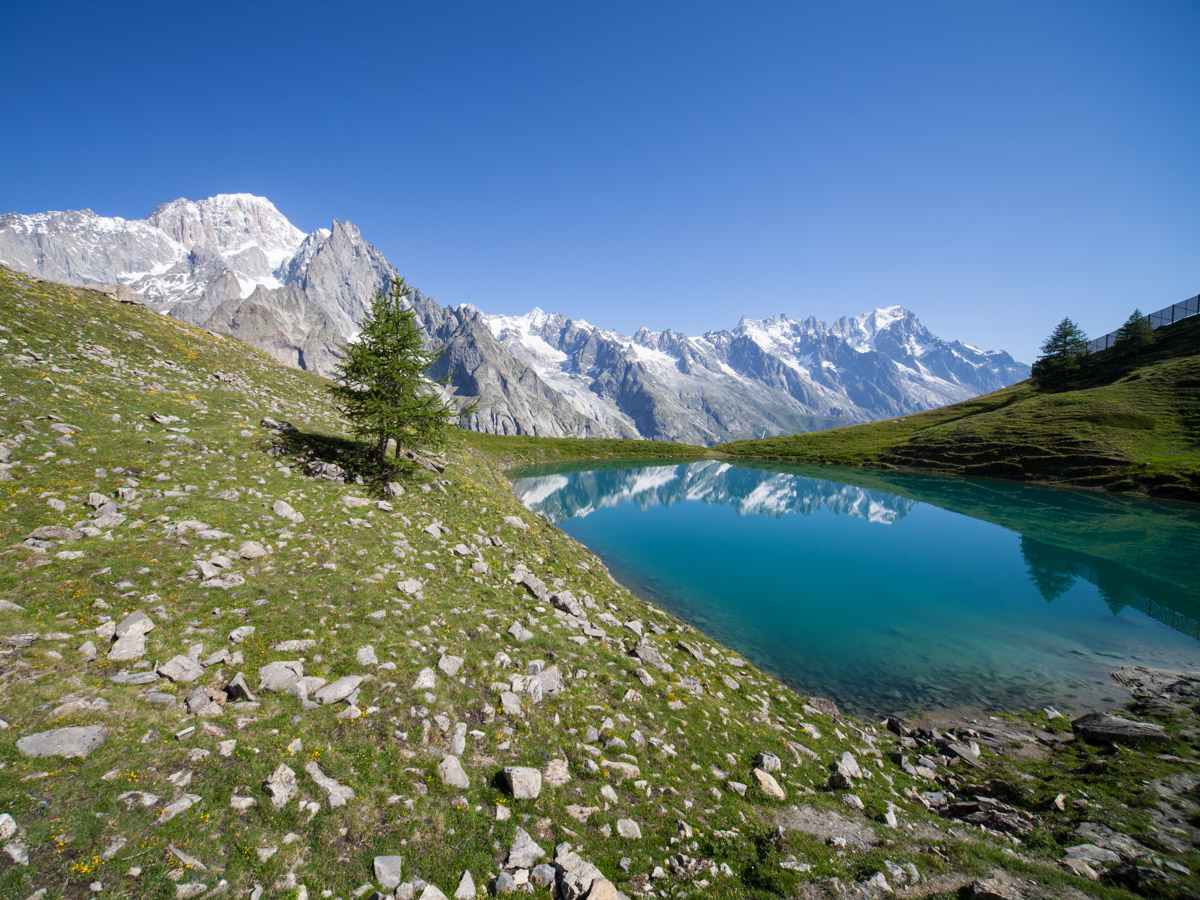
[1031, 317, 1089, 392]
[330, 275, 456, 467]
[1114, 308, 1154, 350]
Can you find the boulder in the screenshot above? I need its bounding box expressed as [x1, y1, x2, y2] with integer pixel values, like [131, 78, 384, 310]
[438, 755, 470, 790]
[1071, 712, 1169, 745]
[16, 725, 106, 759]
[506, 827, 546, 868]
[503, 766, 542, 799]
[313, 674, 362, 705]
[259, 660, 304, 692]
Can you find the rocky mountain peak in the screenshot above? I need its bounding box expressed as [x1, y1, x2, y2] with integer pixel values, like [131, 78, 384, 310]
[147, 194, 305, 264]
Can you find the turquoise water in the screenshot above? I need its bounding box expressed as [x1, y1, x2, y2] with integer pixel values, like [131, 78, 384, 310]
[511, 460, 1200, 717]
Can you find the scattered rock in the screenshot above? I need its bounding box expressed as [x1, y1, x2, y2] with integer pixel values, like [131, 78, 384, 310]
[264, 764, 298, 808]
[752, 768, 786, 800]
[16, 725, 106, 759]
[506, 827, 546, 868]
[158, 655, 204, 683]
[438, 755, 470, 790]
[503, 766, 542, 799]
[1071, 712, 1169, 745]
[272, 500, 304, 524]
[374, 856, 404, 891]
[313, 675, 363, 705]
[306, 760, 354, 807]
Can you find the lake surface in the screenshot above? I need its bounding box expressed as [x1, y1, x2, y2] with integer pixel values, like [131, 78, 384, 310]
[511, 460, 1200, 717]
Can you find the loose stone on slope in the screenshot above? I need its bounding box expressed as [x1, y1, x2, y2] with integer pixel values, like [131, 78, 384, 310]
[313, 675, 362, 705]
[16, 725, 107, 759]
[506, 827, 546, 868]
[374, 856, 404, 891]
[264, 764, 298, 808]
[306, 760, 354, 807]
[438, 755, 470, 790]
[502, 766, 542, 799]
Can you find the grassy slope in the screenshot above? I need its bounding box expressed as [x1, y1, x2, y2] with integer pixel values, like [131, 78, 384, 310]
[719, 317, 1200, 502]
[0, 265, 1195, 899]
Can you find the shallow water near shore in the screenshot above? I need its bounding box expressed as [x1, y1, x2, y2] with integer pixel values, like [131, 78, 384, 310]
[512, 459, 1200, 718]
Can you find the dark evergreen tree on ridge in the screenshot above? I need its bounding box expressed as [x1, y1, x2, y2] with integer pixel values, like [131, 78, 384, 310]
[1031, 317, 1089, 392]
[1114, 308, 1154, 351]
[329, 275, 457, 469]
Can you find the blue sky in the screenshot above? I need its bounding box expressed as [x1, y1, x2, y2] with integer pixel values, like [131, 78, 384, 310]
[3, 0, 1197, 362]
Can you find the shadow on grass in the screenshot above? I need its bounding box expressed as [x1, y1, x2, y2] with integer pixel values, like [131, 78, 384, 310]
[262, 423, 427, 488]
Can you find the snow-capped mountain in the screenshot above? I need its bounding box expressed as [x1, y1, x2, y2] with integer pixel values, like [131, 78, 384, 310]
[0, 193, 1030, 444]
[484, 305, 1029, 443]
[513, 460, 916, 525]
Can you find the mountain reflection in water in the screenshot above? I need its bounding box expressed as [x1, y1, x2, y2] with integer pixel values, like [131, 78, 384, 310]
[511, 460, 1200, 716]
[515, 459, 916, 526]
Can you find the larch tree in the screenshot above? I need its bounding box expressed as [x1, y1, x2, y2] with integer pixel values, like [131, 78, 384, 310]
[330, 275, 457, 468]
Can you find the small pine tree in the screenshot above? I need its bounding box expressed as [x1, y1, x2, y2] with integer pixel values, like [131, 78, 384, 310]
[1031, 316, 1089, 392]
[1114, 308, 1154, 350]
[330, 275, 456, 468]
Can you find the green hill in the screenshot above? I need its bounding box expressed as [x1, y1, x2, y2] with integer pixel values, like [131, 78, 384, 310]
[0, 264, 1197, 899]
[720, 316, 1200, 502]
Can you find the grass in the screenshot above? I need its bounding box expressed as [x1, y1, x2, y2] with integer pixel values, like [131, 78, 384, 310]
[0, 264, 1195, 899]
[718, 316, 1200, 502]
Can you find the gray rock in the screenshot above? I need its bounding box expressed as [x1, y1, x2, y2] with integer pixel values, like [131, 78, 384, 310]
[306, 760, 354, 807]
[629, 643, 668, 671]
[225, 672, 256, 702]
[616, 819, 641, 839]
[28, 525, 82, 541]
[272, 500, 304, 524]
[437, 654, 464, 677]
[755, 751, 781, 773]
[1064, 844, 1121, 866]
[508, 621, 533, 642]
[158, 655, 204, 683]
[492, 872, 516, 894]
[438, 755, 470, 790]
[969, 878, 1021, 900]
[107, 632, 146, 661]
[16, 724, 106, 758]
[264, 764, 298, 808]
[115, 610, 155, 637]
[314, 675, 363, 705]
[1070, 822, 1151, 861]
[374, 856, 404, 890]
[833, 752, 862, 779]
[356, 646, 378, 666]
[1071, 712, 1169, 745]
[259, 660, 304, 692]
[239, 541, 268, 559]
[530, 864, 556, 888]
[542, 758, 571, 787]
[305, 460, 347, 482]
[228, 626, 255, 643]
[506, 827, 546, 868]
[453, 870, 475, 900]
[503, 766, 542, 799]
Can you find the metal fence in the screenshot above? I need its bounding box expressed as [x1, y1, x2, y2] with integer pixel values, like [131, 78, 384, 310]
[1088, 293, 1200, 353]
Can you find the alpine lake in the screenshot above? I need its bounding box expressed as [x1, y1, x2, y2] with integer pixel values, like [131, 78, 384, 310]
[511, 459, 1200, 718]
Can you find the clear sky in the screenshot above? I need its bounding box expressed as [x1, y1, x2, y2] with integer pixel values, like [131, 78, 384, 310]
[3, 0, 1197, 362]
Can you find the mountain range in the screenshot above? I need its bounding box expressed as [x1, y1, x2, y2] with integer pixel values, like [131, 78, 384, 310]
[0, 193, 1029, 443]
